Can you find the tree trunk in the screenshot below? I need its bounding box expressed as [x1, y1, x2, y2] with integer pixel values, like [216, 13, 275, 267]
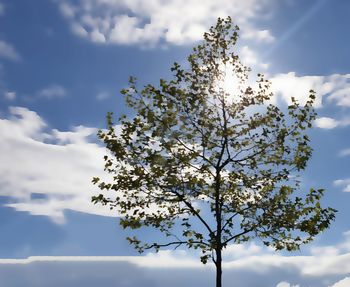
[216, 247, 222, 287]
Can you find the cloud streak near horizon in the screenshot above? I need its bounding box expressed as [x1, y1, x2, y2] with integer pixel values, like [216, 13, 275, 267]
[1, 237, 350, 287]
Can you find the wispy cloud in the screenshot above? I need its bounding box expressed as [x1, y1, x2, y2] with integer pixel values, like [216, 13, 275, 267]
[4, 91, 16, 101]
[96, 91, 110, 101]
[38, 85, 67, 99]
[240, 46, 269, 70]
[0, 40, 21, 61]
[339, 149, 350, 157]
[57, 0, 275, 46]
[0, 2, 4, 16]
[59, 2, 75, 18]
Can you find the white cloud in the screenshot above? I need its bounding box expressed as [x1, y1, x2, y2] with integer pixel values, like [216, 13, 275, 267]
[0, 251, 202, 269]
[276, 282, 300, 287]
[329, 277, 350, 287]
[223, 253, 350, 277]
[314, 117, 340, 129]
[71, 22, 88, 37]
[240, 46, 269, 70]
[0, 40, 21, 61]
[38, 85, 67, 99]
[57, 0, 275, 46]
[0, 106, 115, 223]
[270, 72, 350, 109]
[91, 29, 106, 43]
[4, 91, 16, 100]
[270, 72, 330, 108]
[333, 179, 350, 192]
[322, 74, 350, 107]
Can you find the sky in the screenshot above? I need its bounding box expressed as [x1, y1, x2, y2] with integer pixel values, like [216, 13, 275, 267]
[0, 0, 350, 286]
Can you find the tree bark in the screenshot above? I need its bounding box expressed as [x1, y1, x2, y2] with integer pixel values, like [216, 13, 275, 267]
[216, 247, 222, 287]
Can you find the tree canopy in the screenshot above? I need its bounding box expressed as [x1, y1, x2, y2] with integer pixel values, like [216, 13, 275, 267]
[92, 17, 336, 287]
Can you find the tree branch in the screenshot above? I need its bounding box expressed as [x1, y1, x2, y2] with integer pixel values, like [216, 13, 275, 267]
[144, 240, 209, 250]
[223, 227, 254, 245]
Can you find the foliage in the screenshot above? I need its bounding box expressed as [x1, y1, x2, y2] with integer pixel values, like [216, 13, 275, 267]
[92, 17, 336, 284]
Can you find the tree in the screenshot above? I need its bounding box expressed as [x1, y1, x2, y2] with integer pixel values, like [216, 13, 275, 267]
[92, 17, 336, 287]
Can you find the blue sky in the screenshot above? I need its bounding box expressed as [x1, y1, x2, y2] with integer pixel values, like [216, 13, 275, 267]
[1, 0, 350, 286]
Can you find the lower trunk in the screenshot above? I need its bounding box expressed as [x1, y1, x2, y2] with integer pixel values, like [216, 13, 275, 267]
[216, 248, 222, 287]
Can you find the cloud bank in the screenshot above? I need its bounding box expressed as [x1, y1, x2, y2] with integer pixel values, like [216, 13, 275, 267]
[2, 232, 350, 287]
